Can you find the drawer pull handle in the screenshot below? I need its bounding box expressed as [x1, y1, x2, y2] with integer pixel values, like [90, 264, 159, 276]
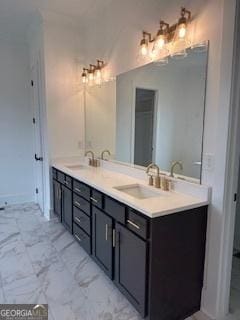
[74, 201, 82, 208]
[112, 229, 116, 247]
[90, 197, 98, 204]
[127, 219, 140, 230]
[64, 180, 69, 185]
[105, 224, 108, 241]
[74, 187, 82, 193]
[74, 234, 81, 242]
[74, 217, 81, 224]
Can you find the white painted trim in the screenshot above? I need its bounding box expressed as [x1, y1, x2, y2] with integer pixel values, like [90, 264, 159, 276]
[31, 49, 51, 219]
[217, 0, 240, 317]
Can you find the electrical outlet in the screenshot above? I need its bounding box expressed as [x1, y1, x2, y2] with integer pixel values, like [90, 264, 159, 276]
[203, 153, 214, 171]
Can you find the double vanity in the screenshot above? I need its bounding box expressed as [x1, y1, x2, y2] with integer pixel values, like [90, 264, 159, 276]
[52, 160, 209, 320]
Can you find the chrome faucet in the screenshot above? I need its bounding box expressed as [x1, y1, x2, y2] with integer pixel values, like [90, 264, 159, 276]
[85, 150, 95, 166]
[101, 149, 111, 160]
[170, 161, 183, 177]
[146, 163, 161, 188]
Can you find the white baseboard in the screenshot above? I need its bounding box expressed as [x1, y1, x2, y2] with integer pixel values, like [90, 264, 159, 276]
[0, 193, 35, 207]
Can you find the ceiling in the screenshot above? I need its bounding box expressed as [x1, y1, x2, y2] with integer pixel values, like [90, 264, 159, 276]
[0, 0, 114, 40]
[0, 0, 201, 42]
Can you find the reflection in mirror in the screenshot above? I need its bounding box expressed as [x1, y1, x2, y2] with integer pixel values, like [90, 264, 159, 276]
[85, 81, 116, 158]
[85, 43, 208, 183]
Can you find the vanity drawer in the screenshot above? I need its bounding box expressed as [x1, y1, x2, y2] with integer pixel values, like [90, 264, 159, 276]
[52, 168, 57, 180]
[73, 223, 91, 255]
[126, 209, 148, 240]
[91, 189, 104, 209]
[73, 180, 91, 200]
[63, 175, 72, 189]
[57, 171, 65, 184]
[73, 194, 90, 216]
[105, 197, 125, 224]
[73, 206, 91, 235]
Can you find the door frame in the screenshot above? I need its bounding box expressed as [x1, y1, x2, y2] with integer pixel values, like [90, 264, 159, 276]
[31, 51, 51, 218]
[31, 62, 44, 211]
[218, 1, 240, 316]
[130, 86, 159, 164]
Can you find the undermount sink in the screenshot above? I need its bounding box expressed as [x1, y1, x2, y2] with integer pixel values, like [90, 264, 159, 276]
[66, 164, 87, 171]
[114, 184, 163, 199]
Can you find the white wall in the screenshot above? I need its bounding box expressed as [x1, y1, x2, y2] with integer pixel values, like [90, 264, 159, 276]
[42, 12, 85, 160]
[0, 38, 35, 206]
[81, 0, 236, 318]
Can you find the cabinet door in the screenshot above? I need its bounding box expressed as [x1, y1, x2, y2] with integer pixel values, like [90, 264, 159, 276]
[62, 185, 73, 233]
[115, 223, 147, 317]
[92, 207, 113, 279]
[53, 179, 62, 221]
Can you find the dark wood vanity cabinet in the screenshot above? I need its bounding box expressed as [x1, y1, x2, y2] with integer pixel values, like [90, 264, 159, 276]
[61, 185, 73, 233]
[52, 169, 73, 233]
[92, 206, 113, 279]
[52, 167, 208, 320]
[114, 222, 147, 317]
[53, 179, 62, 221]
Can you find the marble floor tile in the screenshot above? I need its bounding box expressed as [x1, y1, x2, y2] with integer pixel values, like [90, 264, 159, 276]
[0, 249, 35, 286]
[0, 287, 6, 303]
[3, 274, 44, 304]
[0, 203, 201, 320]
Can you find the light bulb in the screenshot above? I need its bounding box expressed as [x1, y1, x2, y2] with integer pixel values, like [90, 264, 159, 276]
[89, 72, 94, 81]
[95, 69, 101, 79]
[150, 45, 158, 60]
[82, 69, 88, 84]
[140, 43, 148, 56]
[140, 37, 148, 56]
[178, 23, 187, 39]
[156, 35, 165, 49]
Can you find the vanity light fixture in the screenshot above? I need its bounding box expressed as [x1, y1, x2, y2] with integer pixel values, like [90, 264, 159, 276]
[82, 68, 88, 84]
[94, 60, 104, 85]
[156, 20, 169, 49]
[88, 64, 95, 82]
[81, 59, 106, 86]
[139, 7, 192, 60]
[175, 7, 191, 41]
[140, 31, 153, 56]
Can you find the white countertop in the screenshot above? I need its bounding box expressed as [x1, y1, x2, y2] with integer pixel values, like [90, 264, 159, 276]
[52, 160, 210, 219]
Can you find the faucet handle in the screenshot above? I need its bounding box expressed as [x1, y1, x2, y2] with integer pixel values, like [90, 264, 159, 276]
[154, 175, 161, 189]
[148, 175, 154, 186]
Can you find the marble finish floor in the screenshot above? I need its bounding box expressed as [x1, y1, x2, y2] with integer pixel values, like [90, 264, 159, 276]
[0, 203, 201, 320]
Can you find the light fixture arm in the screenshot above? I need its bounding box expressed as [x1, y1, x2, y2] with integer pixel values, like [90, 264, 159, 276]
[143, 31, 154, 43]
[181, 7, 191, 21]
[97, 60, 104, 68]
[160, 20, 169, 31]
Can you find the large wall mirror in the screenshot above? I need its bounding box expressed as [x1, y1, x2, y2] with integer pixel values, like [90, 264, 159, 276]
[85, 43, 209, 183]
